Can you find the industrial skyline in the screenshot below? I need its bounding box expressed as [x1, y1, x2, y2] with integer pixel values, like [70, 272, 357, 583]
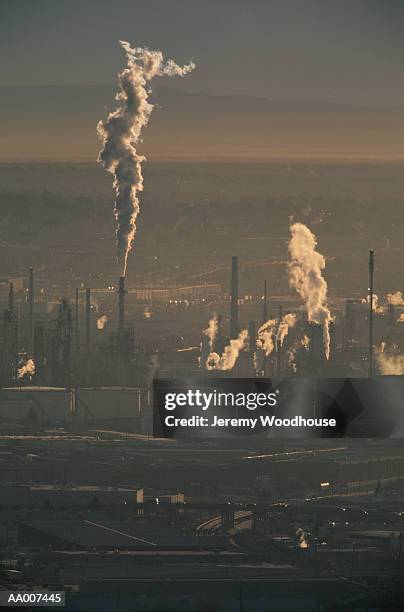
[0, 2, 403, 609]
[3, 235, 404, 390]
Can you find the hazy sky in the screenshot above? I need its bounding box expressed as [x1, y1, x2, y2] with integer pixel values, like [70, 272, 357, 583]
[1, 0, 403, 105]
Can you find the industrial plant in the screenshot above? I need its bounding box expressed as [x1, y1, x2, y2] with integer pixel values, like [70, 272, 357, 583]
[1, 240, 404, 609]
[1, 2, 404, 607]
[2, 241, 404, 394]
[1, 136, 404, 612]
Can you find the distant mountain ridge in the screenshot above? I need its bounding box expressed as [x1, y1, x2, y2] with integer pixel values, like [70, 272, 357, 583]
[1, 85, 403, 161]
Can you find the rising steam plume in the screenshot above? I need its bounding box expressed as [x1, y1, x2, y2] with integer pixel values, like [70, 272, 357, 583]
[257, 318, 277, 356]
[288, 223, 332, 359]
[376, 343, 404, 375]
[97, 315, 108, 330]
[387, 291, 404, 306]
[362, 294, 384, 313]
[204, 314, 219, 349]
[256, 313, 296, 357]
[296, 527, 310, 549]
[206, 329, 248, 371]
[18, 358, 35, 380]
[276, 313, 297, 347]
[97, 41, 195, 275]
[254, 314, 296, 375]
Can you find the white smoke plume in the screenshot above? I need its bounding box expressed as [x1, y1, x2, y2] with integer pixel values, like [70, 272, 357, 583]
[97, 315, 108, 330]
[206, 329, 248, 371]
[301, 334, 310, 349]
[373, 295, 384, 313]
[276, 313, 297, 347]
[97, 41, 195, 276]
[251, 313, 295, 376]
[256, 313, 296, 356]
[254, 314, 296, 374]
[296, 527, 310, 549]
[18, 358, 35, 380]
[257, 318, 277, 356]
[362, 294, 384, 313]
[286, 335, 310, 375]
[387, 291, 404, 306]
[204, 314, 219, 349]
[143, 307, 153, 319]
[288, 223, 332, 359]
[376, 343, 404, 375]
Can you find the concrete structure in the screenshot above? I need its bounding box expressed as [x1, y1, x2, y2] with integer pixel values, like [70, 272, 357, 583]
[0, 387, 145, 428]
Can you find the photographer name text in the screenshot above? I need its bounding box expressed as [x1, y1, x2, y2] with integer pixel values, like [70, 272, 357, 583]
[164, 415, 336, 429]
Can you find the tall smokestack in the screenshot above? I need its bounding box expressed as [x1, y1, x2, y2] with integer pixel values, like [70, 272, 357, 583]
[85, 288, 91, 349]
[276, 305, 283, 376]
[247, 320, 256, 358]
[8, 282, 14, 315]
[8, 282, 17, 366]
[369, 249, 374, 377]
[3, 309, 17, 383]
[262, 280, 268, 324]
[345, 299, 354, 348]
[118, 276, 125, 343]
[388, 302, 395, 345]
[28, 267, 34, 352]
[230, 256, 239, 339]
[75, 288, 79, 349]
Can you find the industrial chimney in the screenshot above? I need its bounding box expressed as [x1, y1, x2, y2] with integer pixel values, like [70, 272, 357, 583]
[247, 320, 256, 359]
[388, 302, 395, 345]
[75, 288, 79, 349]
[230, 256, 239, 339]
[8, 282, 14, 315]
[28, 267, 34, 352]
[276, 305, 283, 376]
[368, 249, 374, 377]
[85, 288, 91, 349]
[262, 279, 268, 324]
[118, 276, 125, 344]
[345, 299, 354, 348]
